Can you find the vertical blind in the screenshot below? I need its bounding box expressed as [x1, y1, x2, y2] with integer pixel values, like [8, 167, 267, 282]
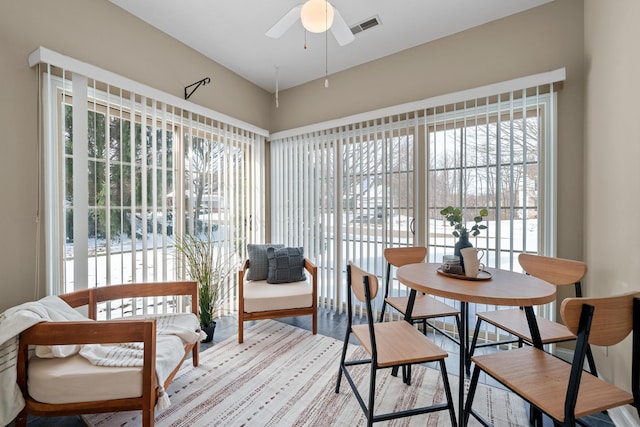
[30, 45, 565, 331]
[271, 117, 417, 312]
[270, 70, 563, 327]
[31, 47, 267, 318]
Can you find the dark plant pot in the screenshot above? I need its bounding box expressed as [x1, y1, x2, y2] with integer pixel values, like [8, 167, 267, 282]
[454, 234, 473, 273]
[201, 321, 216, 343]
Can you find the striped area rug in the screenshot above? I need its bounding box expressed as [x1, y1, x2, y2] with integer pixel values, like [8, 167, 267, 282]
[83, 320, 529, 426]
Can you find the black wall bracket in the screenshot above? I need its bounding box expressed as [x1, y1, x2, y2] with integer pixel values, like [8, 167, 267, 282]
[184, 77, 211, 100]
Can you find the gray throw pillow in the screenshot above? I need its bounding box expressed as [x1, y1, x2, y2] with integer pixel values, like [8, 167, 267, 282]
[266, 247, 307, 284]
[246, 243, 284, 281]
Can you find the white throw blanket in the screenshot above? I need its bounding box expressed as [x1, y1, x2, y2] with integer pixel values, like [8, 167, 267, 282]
[79, 313, 206, 409]
[0, 296, 89, 426]
[0, 297, 205, 426]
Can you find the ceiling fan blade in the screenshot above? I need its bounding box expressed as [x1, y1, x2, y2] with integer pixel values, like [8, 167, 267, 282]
[331, 8, 355, 46]
[266, 5, 303, 39]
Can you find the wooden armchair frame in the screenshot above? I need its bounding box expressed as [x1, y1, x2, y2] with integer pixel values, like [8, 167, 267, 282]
[238, 257, 317, 343]
[14, 281, 200, 427]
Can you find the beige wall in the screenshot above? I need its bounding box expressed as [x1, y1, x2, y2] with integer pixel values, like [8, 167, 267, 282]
[0, 0, 271, 311]
[584, 0, 640, 396]
[271, 0, 584, 134]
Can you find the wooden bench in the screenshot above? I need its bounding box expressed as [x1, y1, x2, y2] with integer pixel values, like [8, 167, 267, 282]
[14, 281, 200, 427]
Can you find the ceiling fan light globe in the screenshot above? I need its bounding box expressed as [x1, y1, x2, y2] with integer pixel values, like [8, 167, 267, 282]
[300, 0, 335, 33]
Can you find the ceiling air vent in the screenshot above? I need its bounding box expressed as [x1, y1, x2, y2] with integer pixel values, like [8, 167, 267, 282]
[350, 16, 381, 35]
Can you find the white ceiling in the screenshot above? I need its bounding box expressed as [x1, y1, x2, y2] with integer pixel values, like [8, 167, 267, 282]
[109, 0, 553, 93]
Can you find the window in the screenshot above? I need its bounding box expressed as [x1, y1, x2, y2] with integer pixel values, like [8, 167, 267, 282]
[426, 90, 554, 270]
[33, 48, 267, 318]
[270, 72, 561, 318]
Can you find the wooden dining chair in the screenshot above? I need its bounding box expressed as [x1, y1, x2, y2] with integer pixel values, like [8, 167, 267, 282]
[464, 292, 640, 427]
[335, 261, 457, 427]
[378, 247, 460, 343]
[467, 253, 597, 376]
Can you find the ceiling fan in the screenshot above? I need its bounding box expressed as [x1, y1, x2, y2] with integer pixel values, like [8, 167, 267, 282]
[266, 0, 355, 46]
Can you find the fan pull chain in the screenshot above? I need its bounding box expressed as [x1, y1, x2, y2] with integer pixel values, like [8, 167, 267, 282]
[324, 0, 329, 88]
[275, 67, 279, 108]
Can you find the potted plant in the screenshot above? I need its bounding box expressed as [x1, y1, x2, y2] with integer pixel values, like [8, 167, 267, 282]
[174, 234, 234, 343]
[440, 206, 488, 271]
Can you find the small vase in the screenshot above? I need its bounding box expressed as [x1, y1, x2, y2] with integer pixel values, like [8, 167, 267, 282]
[454, 234, 473, 273]
[201, 321, 216, 343]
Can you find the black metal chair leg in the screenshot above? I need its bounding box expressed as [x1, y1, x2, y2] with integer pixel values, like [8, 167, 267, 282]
[529, 404, 543, 426]
[367, 363, 376, 427]
[455, 314, 462, 342]
[439, 360, 458, 427]
[401, 364, 412, 385]
[335, 328, 351, 393]
[586, 344, 598, 377]
[379, 301, 387, 323]
[379, 263, 392, 323]
[391, 365, 399, 377]
[463, 365, 482, 426]
[467, 320, 483, 374]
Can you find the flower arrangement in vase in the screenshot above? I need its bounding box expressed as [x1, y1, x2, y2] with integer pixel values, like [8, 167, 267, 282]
[440, 206, 488, 272]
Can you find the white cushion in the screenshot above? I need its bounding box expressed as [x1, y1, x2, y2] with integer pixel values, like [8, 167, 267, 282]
[27, 312, 197, 404]
[28, 354, 143, 403]
[243, 279, 312, 313]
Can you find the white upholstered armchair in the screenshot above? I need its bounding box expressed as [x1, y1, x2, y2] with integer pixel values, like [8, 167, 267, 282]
[237, 244, 317, 343]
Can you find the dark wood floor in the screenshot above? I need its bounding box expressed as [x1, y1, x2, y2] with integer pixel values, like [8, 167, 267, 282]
[12, 308, 615, 427]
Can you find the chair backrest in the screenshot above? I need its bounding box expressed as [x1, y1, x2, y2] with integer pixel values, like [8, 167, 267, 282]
[384, 246, 427, 268]
[561, 292, 640, 347]
[559, 292, 640, 422]
[383, 247, 427, 295]
[348, 261, 379, 304]
[518, 253, 587, 289]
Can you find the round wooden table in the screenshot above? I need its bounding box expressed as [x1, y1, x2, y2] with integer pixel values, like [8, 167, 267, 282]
[396, 263, 557, 426]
